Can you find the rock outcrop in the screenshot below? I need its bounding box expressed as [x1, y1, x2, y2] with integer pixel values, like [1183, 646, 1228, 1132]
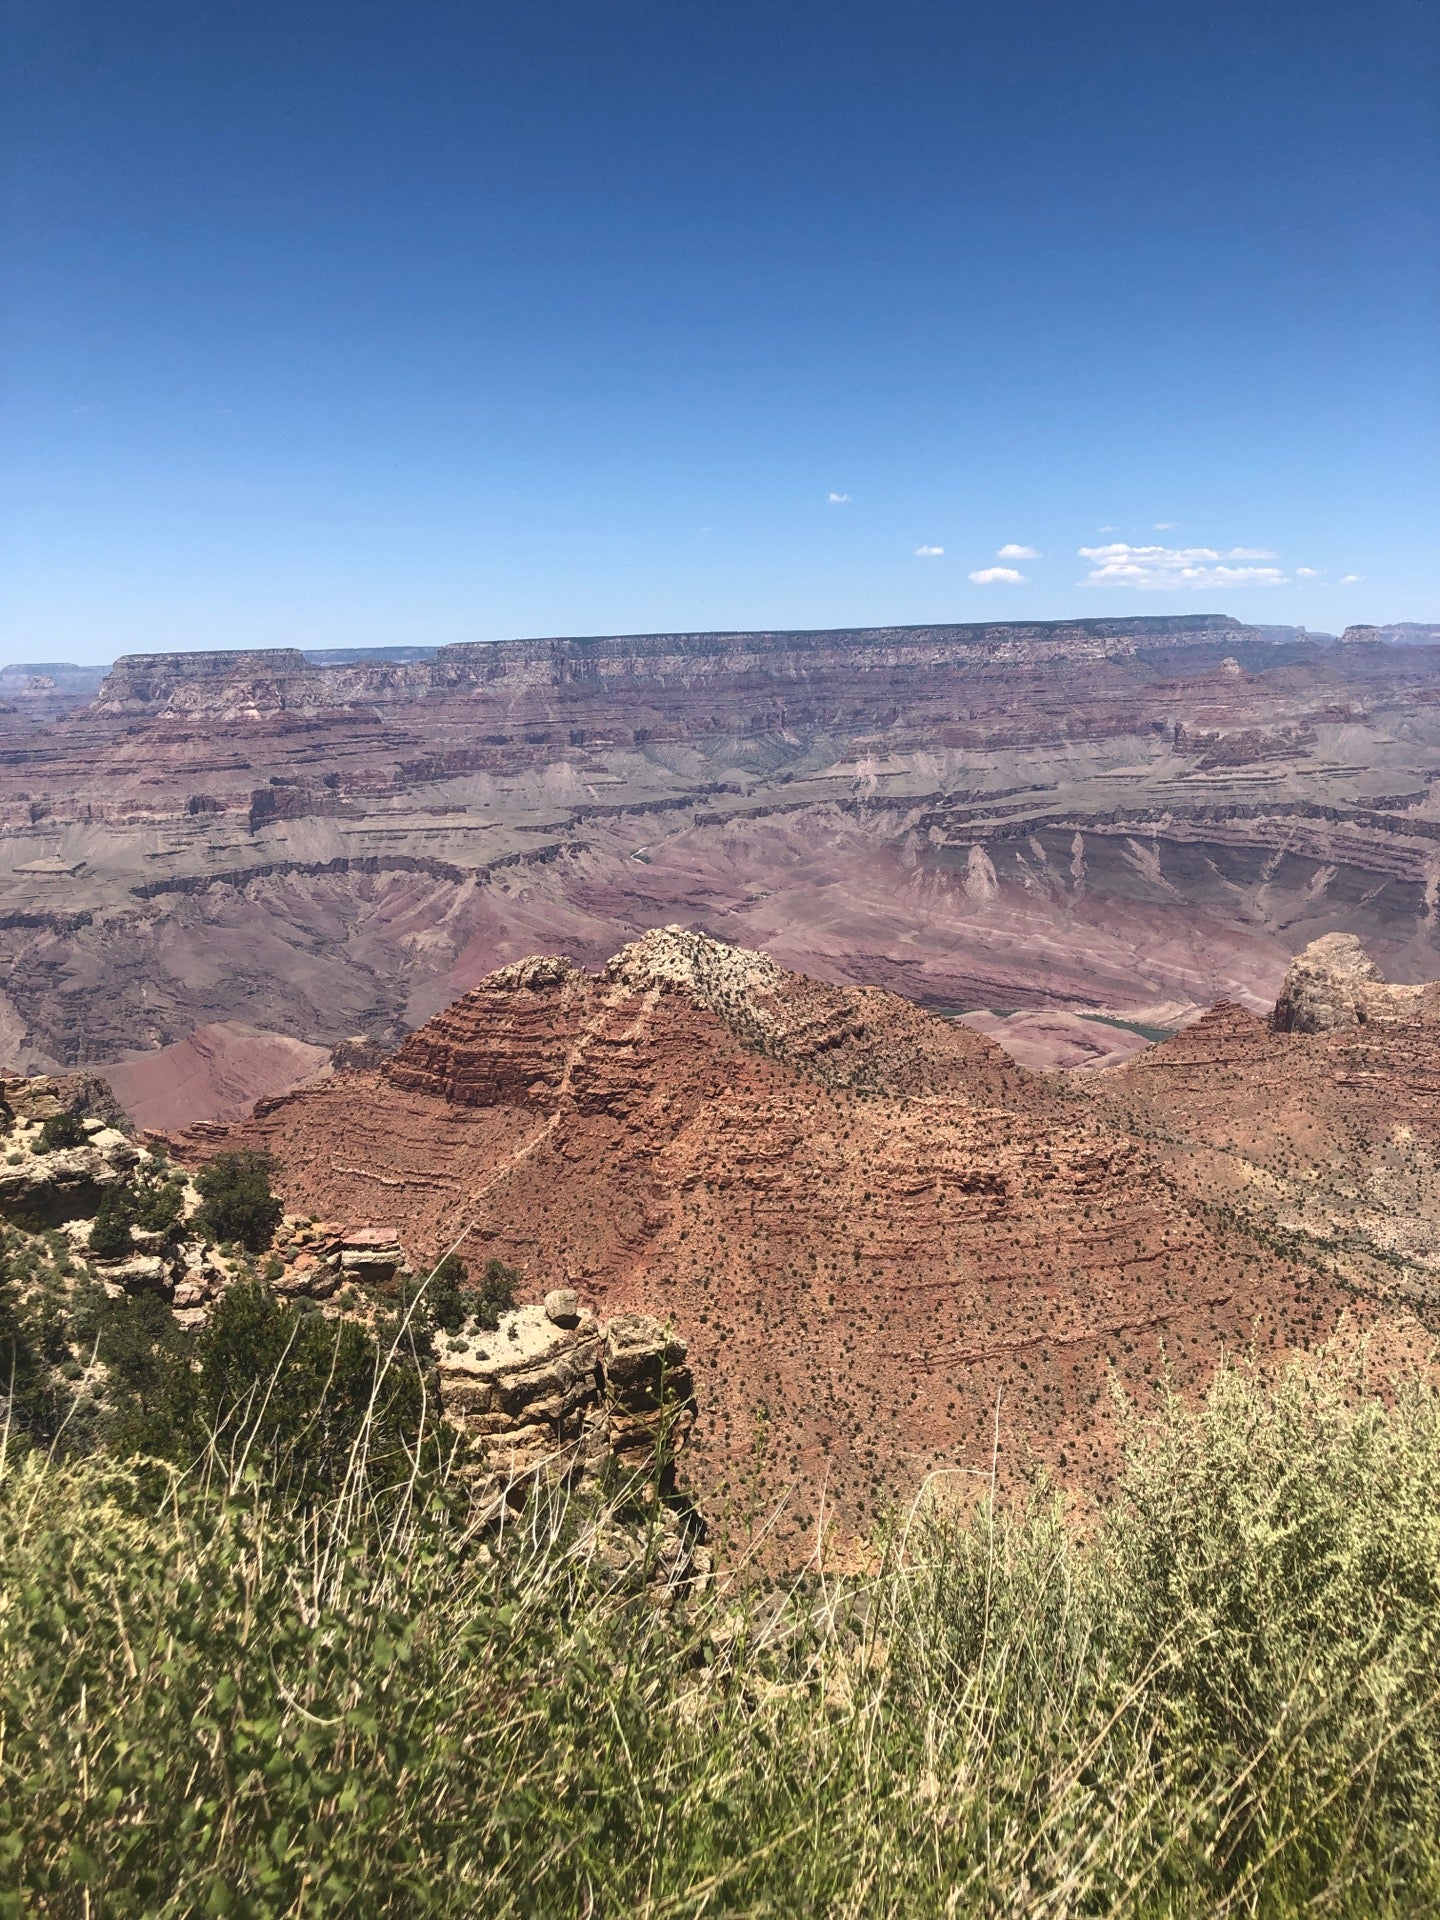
[2, 1071, 130, 1132]
[437, 1296, 693, 1490]
[1272, 932, 1435, 1033]
[0, 1075, 140, 1222]
[435, 1296, 705, 1589]
[1092, 936, 1440, 1308]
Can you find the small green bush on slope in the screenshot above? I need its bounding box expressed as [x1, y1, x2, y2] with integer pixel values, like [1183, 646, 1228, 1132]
[98, 1280, 446, 1506]
[1, 1349, 1438, 1918]
[193, 1151, 283, 1252]
[33, 1112, 87, 1155]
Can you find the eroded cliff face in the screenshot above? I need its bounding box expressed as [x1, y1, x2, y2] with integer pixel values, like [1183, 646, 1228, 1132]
[1271, 930, 1439, 1033]
[4, 620, 1440, 1099]
[1088, 936, 1440, 1306]
[92, 619, 1241, 716]
[187, 927, 1369, 1565]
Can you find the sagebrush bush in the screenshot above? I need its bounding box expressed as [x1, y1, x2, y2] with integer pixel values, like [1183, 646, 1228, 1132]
[1, 1345, 1437, 1917]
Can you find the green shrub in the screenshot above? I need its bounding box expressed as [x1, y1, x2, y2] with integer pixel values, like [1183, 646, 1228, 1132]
[87, 1183, 136, 1260]
[421, 1251, 518, 1333]
[475, 1254, 519, 1330]
[0, 1264, 67, 1447]
[1, 1347, 1438, 1916]
[193, 1150, 282, 1252]
[427, 1252, 470, 1333]
[33, 1111, 87, 1154]
[132, 1176, 185, 1234]
[102, 1281, 442, 1505]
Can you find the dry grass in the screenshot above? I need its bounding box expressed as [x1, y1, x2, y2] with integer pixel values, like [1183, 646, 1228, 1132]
[2, 1343, 1438, 1916]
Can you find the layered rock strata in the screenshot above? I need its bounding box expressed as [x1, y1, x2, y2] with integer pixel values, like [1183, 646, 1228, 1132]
[6, 619, 1440, 1095]
[436, 1295, 696, 1504]
[205, 927, 1365, 1563]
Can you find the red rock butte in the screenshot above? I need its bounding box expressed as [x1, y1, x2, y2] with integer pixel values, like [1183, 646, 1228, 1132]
[176, 924, 1433, 1565]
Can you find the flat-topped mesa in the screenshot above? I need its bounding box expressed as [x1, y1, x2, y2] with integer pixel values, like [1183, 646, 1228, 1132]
[90, 617, 1254, 716]
[427, 615, 1249, 688]
[95, 650, 310, 714]
[1272, 933, 1436, 1033]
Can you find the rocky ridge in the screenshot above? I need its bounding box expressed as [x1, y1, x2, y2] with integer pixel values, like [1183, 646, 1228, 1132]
[203, 926, 1372, 1562]
[1089, 935, 1440, 1307]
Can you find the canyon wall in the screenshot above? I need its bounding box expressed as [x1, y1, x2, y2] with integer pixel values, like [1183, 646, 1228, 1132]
[3, 618, 1440, 1104]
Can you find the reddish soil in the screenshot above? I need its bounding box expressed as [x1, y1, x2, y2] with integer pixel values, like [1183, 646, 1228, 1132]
[102, 1022, 330, 1131]
[191, 931, 1367, 1564]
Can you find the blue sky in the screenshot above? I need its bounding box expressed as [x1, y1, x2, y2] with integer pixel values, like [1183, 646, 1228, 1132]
[3, 0, 1437, 664]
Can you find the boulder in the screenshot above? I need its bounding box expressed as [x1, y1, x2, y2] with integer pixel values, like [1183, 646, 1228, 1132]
[1273, 933, 1430, 1034]
[544, 1287, 581, 1327]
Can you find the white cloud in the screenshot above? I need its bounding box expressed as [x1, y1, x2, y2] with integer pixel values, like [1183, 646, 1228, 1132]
[1296, 567, 1321, 578]
[827, 491, 850, 504]
[1154, 521, 1178, 531]
[1078, 542, 1287, 591]
[997, 543, 1040, 560]
[1097, 525, 1118, 533]
[1338, 573, 1364, 585]
[915, 544, 945, 557]
[970, 565, 1026, 584]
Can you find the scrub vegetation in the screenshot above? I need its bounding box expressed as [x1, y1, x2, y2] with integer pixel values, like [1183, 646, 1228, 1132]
[0, 1328, 1437, 1916]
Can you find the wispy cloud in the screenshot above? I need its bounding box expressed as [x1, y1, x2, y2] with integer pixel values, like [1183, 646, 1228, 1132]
[1295, 567, 1321, 578]
[1097, 525, 1118, 533]
[970, 565, 1026, 584]
[915, 544, 945, 557]
[1338, 573, 1364, 585]
[1078, 542, 1287, 590]
[997, 543, 1040, 560]
[827, 491, 850, 504]
[1154, 521, 1178, 531]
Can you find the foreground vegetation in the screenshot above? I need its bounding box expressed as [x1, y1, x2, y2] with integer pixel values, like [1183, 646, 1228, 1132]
[1, 1342, 1438, 1917]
